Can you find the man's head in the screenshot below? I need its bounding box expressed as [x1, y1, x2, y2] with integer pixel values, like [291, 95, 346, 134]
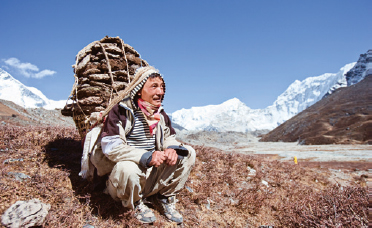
[130, 66, 167, 107]
[137, 73, 165, 107]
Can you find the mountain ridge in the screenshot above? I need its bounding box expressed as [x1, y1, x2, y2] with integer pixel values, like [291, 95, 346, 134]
[260, 75, 372, 145]
[1, 50, 371, 134]
[171, 62, 360, 132]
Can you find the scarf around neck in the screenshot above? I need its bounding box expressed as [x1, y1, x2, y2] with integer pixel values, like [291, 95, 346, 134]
[137, 98, 161, 135]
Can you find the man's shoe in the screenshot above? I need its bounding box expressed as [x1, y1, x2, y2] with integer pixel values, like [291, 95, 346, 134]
[134, 199, 156, 224]
[153, 195, 183, 224]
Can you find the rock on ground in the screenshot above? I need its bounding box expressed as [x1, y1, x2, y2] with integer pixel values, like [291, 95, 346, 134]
[1, 199, 51, 228]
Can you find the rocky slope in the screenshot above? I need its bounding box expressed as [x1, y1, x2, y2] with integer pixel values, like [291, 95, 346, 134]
[260, 75, 372, 145]
[345, 49, 372, 86]
[0, 99, 74, 127]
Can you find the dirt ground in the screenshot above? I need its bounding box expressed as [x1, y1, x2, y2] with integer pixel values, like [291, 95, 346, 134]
[1, 125, 369, 227]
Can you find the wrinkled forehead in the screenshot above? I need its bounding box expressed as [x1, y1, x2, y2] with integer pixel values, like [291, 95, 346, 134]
[144, 75, 165, 86]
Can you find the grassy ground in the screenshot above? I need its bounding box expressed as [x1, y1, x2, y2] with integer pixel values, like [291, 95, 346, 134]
[0, 125, 368, 227]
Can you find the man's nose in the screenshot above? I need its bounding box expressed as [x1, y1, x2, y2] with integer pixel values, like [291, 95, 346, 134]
[156, 87, 164, 95]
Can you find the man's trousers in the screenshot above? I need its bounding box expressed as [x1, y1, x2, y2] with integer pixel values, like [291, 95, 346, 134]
[105, 145, 196, 209]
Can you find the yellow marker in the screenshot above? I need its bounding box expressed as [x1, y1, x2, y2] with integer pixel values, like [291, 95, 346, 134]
[294, 156, 298, 164]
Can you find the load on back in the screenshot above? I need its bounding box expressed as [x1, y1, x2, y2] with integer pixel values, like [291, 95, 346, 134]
[61, 36, 149, 138]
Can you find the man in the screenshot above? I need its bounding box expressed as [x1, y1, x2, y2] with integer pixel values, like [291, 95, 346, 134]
[90, 66, 195, 224]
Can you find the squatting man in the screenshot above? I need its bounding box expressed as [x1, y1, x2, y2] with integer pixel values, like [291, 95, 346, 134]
[87, 66, 196, 224]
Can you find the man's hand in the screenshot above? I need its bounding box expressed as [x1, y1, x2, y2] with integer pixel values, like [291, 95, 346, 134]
[164, 148, 178, 166]
[149, 149, 178, 167]
[149, 151, 166, 167]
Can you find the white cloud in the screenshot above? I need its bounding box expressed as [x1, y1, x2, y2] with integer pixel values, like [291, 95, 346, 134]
[3, 57, 56, 79]
[35, 69, 56, 78]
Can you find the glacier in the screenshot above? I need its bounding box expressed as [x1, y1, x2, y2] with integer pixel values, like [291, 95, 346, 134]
[171, 62, 357, 132]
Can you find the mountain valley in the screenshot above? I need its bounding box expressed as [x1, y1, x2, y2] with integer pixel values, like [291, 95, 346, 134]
[0, 51, 370, 227]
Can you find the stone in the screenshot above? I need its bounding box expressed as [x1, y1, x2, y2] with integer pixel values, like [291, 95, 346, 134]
[1, 199, 51, 228]
[204, 199, 211, 210]
[3, 158, 24, 164]
[261, 180, 269, 187]
[247, 166, 256, 177]
[7, 172, 30, 182]
[185, 186, 193, 193]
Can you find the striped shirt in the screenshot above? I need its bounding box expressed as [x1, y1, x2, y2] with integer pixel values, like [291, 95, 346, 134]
[126, 109, 156, 152]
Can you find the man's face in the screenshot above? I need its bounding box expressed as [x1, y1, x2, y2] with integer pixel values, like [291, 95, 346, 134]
[139, 77, 165, 106]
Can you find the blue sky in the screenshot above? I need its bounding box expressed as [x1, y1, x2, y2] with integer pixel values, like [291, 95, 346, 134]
[1, 0, 371, 113]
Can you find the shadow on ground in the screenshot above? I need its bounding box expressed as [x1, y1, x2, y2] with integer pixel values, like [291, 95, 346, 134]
[42, 138, 131, 220]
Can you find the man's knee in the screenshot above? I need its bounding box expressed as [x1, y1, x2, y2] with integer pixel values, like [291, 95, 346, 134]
[110, 161, 144, 187]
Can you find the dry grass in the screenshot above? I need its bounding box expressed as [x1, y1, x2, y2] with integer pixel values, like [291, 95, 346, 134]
[0, 125, 368, 227]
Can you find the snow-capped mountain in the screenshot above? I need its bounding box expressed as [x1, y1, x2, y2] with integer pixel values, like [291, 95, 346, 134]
[345, 49, 372, 86]
[170, 98, 252, 132]
[0, 68, 66, 110]
[171, 51, 371, 133]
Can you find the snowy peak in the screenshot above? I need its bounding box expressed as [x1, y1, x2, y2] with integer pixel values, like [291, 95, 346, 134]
[0, 69, 12, 80]
[0, 68, 47, 107]
[272, 62, 354, 112]
[0, 68, 65, 110]
[171, 50, 370, 133]
[221, 98, 248, 110]
[346, 49, 372, 86]
[171, 98, 251, 132]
